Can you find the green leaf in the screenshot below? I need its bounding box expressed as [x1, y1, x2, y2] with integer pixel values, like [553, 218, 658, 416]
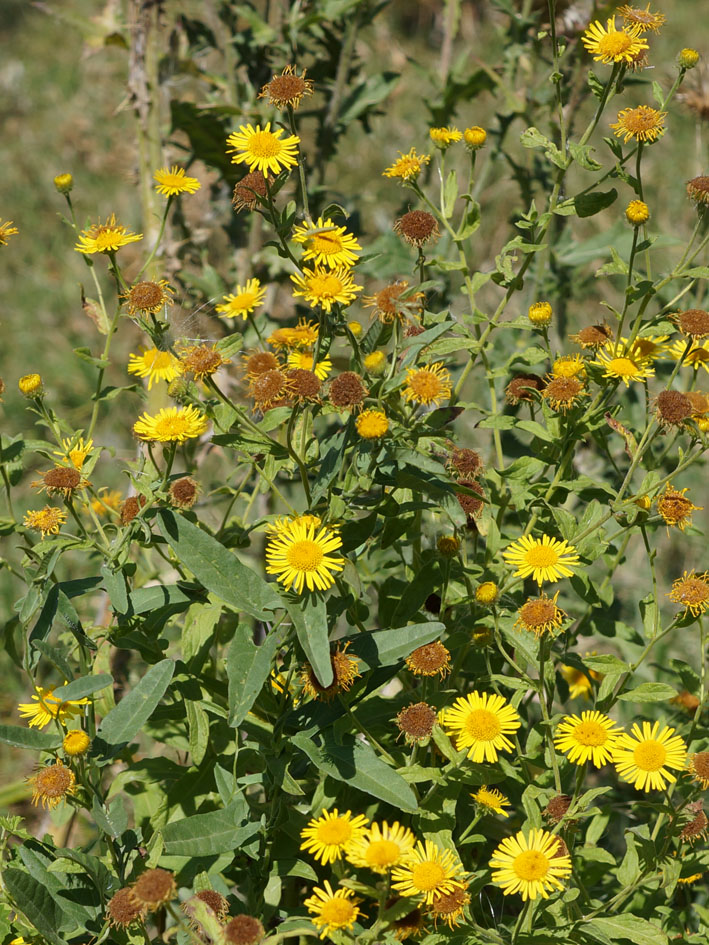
[288, 596, 333, 688]
[160, 801, 260, 856]
[97, 659, 175, 745]
[569, 141, 602, 170]
[582, 654, 630, 675]
[3, 868, 68, 945]
[616, 831, 640, 885]
[443, 170, 458, 219]
[101, 565, 129, 614]
[0, 725, 60, 751]
[348, 622, 445, 668]
[186, 700, 210, 765]
[53, 674, 113, 701]
[292, 732, 418, 812]
[618, 682, 677, 703]
[227, 624, 287, 727]
[583, 915, 668, 945]
[573, 188, 617, 218]
[157, 509, 283, 619]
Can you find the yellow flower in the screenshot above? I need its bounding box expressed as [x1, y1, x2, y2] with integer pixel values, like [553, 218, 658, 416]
[668, 339, 709, 374]
[53, 436, 94, 470]
[18, 373, 43, 397]
[363, 350, 387, 375]
[127, 347, 182, 389]
[292, 216, 361, 269]
[668, 570, 709, 617]
[391, 840, 465, 905]
[74, 214, 143, 254]
[300, 809, 369, 865]
[475, 581, 499, 605]
[345, 821, 416, 873]
[617, 4, 666, 33]
[63, 729, 91, 757]
[265, 518, 344, 593]
[23, 506, 67, 538]
[27, 761, 75, 809]
[133, 406, 208, 443]
[54, 173, 73, 194]
[429, 126, 463, 147]
[617, 333, 671, 360]
[348, 320, 363, 337]
[551, 354, 586, 378]
[226, 122, 300, 177]
[626, 199, 650, 225]
[267, 317, 319, 350]
[678, 48, 700, 69]
[472, 786, 511, 817]
[153, 165, 201, 197]
[464, 126, 487, 149]
[287, 350, 332, 380]
[91, 489, 123, 518]
[515, 592, 567, 636]
[561, 659, 602, 699]
[437, 535, 460, 557]
[356, 408, 389, 439]
[304, 881, 362, 939]
[613, 721, 687, 791]
[300, 643, 361, 702]
[502, 534, 580, 585]
[18, 687, 89, 729]
[440, 691, 521, 763]
[581, 17, 648, 64]
[554, 711, 623, 767]
[216, 279, 267, 319]
[383, 148, 431, 181]
[403, 362, 452, 406]
[656, 484, 703, 531]
[489, 829, 571, 901]
[0, 219, 19, 246]
[290, 265, 362, 312]
[593, 347, 654, 385]
[528, 301, 552, 327]
[611, 105, 666, 143]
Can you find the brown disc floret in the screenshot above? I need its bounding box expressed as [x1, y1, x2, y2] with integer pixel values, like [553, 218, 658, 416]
[655, 390, 694, 427]
[505, 373, 544, 404]
[394, 210, 440, 248]
[225, 914, 265, 945]
[396, 702, 437, 743]
[328, 371, 368, 410]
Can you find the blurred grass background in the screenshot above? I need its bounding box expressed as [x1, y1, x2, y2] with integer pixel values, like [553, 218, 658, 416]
[1, 0, 707, 812]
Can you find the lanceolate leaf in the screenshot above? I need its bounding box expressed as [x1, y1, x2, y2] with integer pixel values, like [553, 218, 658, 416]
[97, 659, 175, 745]
[3, 868, 67, 945]
[0, 725, 60, 751]
[287, 596, 333, 688]
[160, 801, 260, 856]
[228, 623, 288, 727]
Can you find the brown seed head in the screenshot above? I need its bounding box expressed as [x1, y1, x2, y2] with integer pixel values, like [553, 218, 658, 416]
[225, 915, 265, 945]
[168, 476, 199, 510]
[364, 281, 424, 324]
[680, 807, 708, 844]
[394, 210, 440, 248]
[132, 868, 176, 911]
[40, 466, 83, 495]
[544, 794, 573, 824]
[28, 761, 75, 809]
[396, 702, 437, 743]
[516, 594, 566, 636]
[656, 485, 702, 529]
[107, 887, 146, 928]
[244, 350, 281, 378]
[181, 344, 227, 379]
[121, 494, 147, 525]
[259, 64, 313, 110]
[448, 446, 483, 479]
[542, 375, 585, 412]
[195, 889, 229, 919]
[286, 368, 321, 402]
[569, 323, 614, 349]
[671, 689, 701, 712]
[689, 751, 709, 789]
[233, 171, 270, 212]
[429, 885, 469, 927]
[301, 643, 361, 701]
[687, 175, 709, 206]
[405, 322, 425, 337]
[250, 369, 294, 411]
[123, 280, 174, 315]
[505, 373, 544, 404]
[677, 308, 709, 339]
[455, 479, 484, 519]
[328, 371, 368, 410]
[405, 640, 451, 678]
[655, 390, 694, 427]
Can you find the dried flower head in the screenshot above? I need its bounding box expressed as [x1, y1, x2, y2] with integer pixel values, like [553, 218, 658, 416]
[250, 369, 294, 412]
[570, 322, 614, 349]
[543, 794, 573, 824]
[286, 368, 322, 402]
[364, 280, 424, 324]
[656, 484, 702, 530]
[329, 371, 368, 410]
[515, 592, 567, 636]
[23, 505, 67, 538]
[243, 350, 281, 378]
[394, 210, 440, 248]
[687, 175, 709, 206]
[194, 889, 229, 921]
[611, 105, 666, 143]
[671, 689, 701, 712]
[225, 915, 265, 945]
[688, 751, 709, 789]
[405, 640, 451, 678]
[428, 885, 470, 929]
[107, 887, 145, 928]
[668, 570, 709, 617]
[168, 476, 200, 510]
[32, 465, 89, 498]
[259, 64, 314, 110]
[676, 308, 709, 339]
[505, 372, 544, 404]
[180, 344, 230, 380]
[121, 494, 147, 526]
[121, 279, 174, 315]
[300, 643, 361, 701]
[680, 807, 708, 844]
[132, 869, 176, 911]
[542, 375, 586, 412]
[448, 446, 483, 478]
[396, 702, 437, 743]
[232, 171, 270, 212]
[28, 760, 75, 809]
[617, 4, 665, 32]
[654, 390, 694, 428]
[456, 479, 485, 519]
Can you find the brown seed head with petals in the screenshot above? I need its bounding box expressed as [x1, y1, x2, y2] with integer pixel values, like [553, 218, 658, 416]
[286, 368, 321, 402]
[132, 868, 176, 911]
[544, 794, 573, 824]
[505, 373, 544, 404]
[456, 479, 484, 519]
[168, 476, 199, 510]
[680, 807, 708, 844]
[677, 309, 709, 339]
[108, 887, 146, 928]
[364, 281, 424, 324]
[36, 466, 84, 497]
[655, 390, 694, 427]
[570, 323, 614, 349]
[328, 371, 368, 410]
[448, 446, 483, 479]
[28, 761, 75, 809]
[542, 375, 585, 412]
[396, 702, 437, 743]
[225, 915, 265, 945]
[300, 643, 361, 701]
[259, 65, 313, 110]
[233, 171, 270, 212]
[121, 494, 147, 525]
[687, 175, 709, 206]
[394, 210, 440, 248]
[194, 889, 229, 919]
[429, 885, 469, 927]
[250, 369, 294, 412]
[688, 751, 709, 789]
[243, 350, 281, 378]
[405, 640, 451, 678]
[123, 280, 174, 315]
[668, 571, 709, 617]
[181, 344, 227, 379]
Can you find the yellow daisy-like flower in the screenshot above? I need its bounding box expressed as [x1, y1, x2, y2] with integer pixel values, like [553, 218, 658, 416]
[613, 721, 688, 791]
[475, 581, 499, 605]
[292, 216, 361, 270]
[127, 347, 182, 390]
[268, 317, 319, 350]
[216, 279, 266, 320]
[502, 534, 580, 586]
[464, 126, 487, 149]
[28, 760, 76, 810]
[304, 881, 361, 939]
[668, 339, 709, 374]
[290, 265, 362, 313]
[515, 591, 567, 636]
[133, 406, 208, 443]
[53, 436, 94, 470]
[403, 362, 452, 407]
[592, 347, 654, 385]
[611, 105, 666, 143]
[552, 354, 586, 378]
[74, 214, 143, 254]
[656, 484, 703, 531]
[391, 840, 465, 905]
[429, 126, 463, 147]
[668, 570, 709, 617]
[18, 687, 89, 729]
[626, 199, 650, 225]
[63, 729, 91, 757]
[345, 821, 417, 873]
[617, 3, 666, 33]
[618, 333, 671, 360]
[121, 279, 175, 316]
[472, 786, 511, 818]
[23, 506, 67, 538]
[383, 148, 431, 181]
[554, 711, 623, 768]
[300, 809, 369, 865]
[528, 301, 552, 327]
[226, 122, 300, 177]
[581, 17, 648, 64]
[287, 350, 332, 380]
[356, 408, 389, 439]
[440, 691, 521, 763]
[0, 220, 19, 246]
[153, 165, 201, 197]
[265, 518, 344, 593]
[489, 829, 572, 901]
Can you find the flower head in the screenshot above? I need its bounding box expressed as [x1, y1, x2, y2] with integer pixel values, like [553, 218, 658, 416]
[290, 265, 362, 312]
[406, 641, 451, 678]
[32, 465, 89, 499]
[555, 711, 623, 767]
[346, 821, 416, 873]
[428, 885, 470, 929]
[551, 354, 586, 379]
[515, 592, 567, 636]
[561, 660, 602, 699]
[304, 881, 361, 939]
[668, 339, 709, 374]
[391, 840, 465, 905]
[180, 344, 230, 381]
[680, 805, 708, 844]
[300, 643, 361, 701]
[489, 829, 572, 901]
[542, 375, 586, 412]
[168, 476, 200, 510]
[626, 199, 650, 225]
[23, 506, 67, 538]
[656, 484, 702, 530]
[243, 350, 281, 378]
[18, 687, 89, 729]
[133, 406, 208, 443]
[216, 279, 266, 319]
[226, 122, 300, 177]
[364, 280, 424, 324]
[429, 126, 463, 147]
[475, 581, 499, 604]
[287, 349, 332, 380]
[233, 171, 270, 212]
[53, 173, 73, 194]
[581, 17, 649, 64]
[0, 220, 19, 246]
[449, 446, 483, 478]
[503, 534, 580, 585]
[153, 165, 201, 197]
[687, 175, 709, 206]
[329, 371, 368, 411]
[18, 373, 43, 397]
[611, 105, 666, 143]
[259, 64, 314, 109]
[250, 368, 294, 412]
[472, 786, 511, 817]
[63, 729, 91, 757]
[394, 210, 440, 248]
[192, 890, 229, 923]
[570, 322, 614, 349]
[363, 350, 387, 375]
[505, 373, 545, 404]
[464, 126, 487, 149]
[456, 479, 485, 519]
[300, 810, 369, 865]
[668, 570, 709, 617]
[287, 368, 322, 403]
[266, 518, 344, 593]
[224, 915, 265, 945]
[356, 408, 389, 439]
[441, 691, 521, 763]
[679, 48, 700, 69]
[75, 214, 142, 254]
[121, 279, 174, 316]
[688, 751, 709, 789]
[613, 721, 687, 791]
[383, 148, 431, 181]
[676, 308, 709, 339]
[543, 794, 573, 824]
[132, 869, 176, 911]
[128, 347, 182, 389]
[107, 887, 145, 928]
[617, 4, 666, 32]
[292, 216, 361, 269]
[28, 760, 75, 809]
[528, 301, 552, 327]
[404, 362, 452, 407]
[267, 317, 319, 350]
[437, 535, 459, 557]
[592, 348, 654, 385]
[396, 702, 437, 743]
